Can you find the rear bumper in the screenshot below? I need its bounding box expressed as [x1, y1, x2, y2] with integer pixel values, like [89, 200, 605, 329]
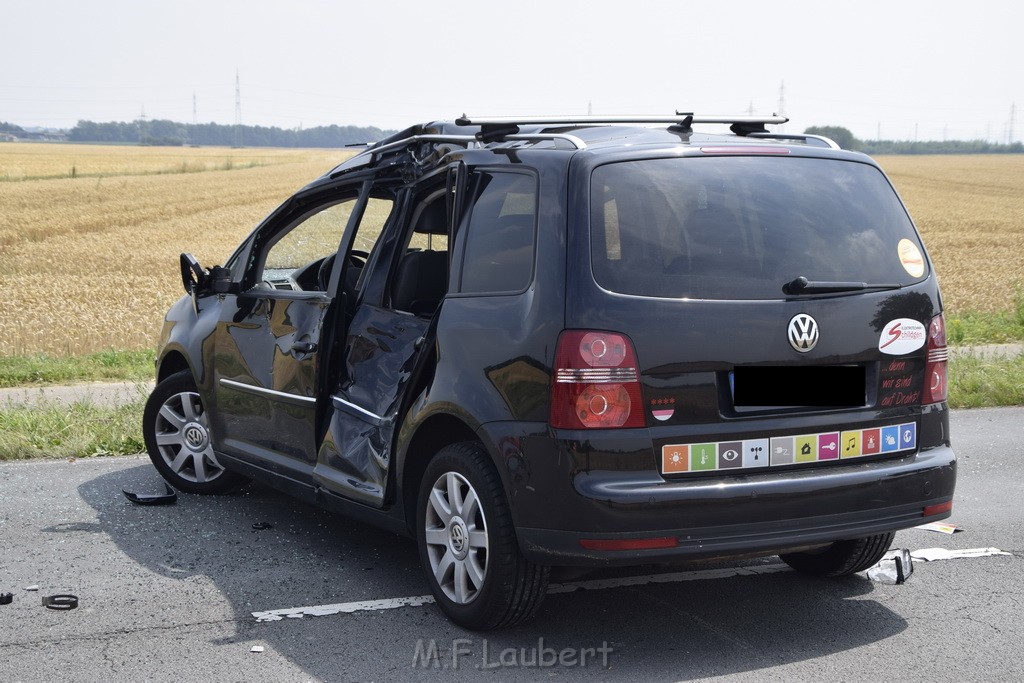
[479, 407, 955, 566]
[486, 424, 954, 566]
[518, 460, 954, 566]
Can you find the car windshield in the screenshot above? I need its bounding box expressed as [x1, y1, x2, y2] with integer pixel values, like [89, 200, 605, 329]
[590, 156, 927, 300]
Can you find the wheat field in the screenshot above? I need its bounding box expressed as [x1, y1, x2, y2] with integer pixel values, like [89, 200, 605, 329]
[0, 144, 344, 356]
[0, 144, 1021, 357]
[876, 154, 1024, 315]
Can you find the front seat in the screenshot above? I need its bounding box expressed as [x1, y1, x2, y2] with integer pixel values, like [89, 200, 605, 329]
[391, 250, 448, 316]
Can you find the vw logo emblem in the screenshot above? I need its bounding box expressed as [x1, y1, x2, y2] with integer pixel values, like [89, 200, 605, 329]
[788, 313, 819, 353]
[184, 425, 205, 448]
[449, 522, 466, 552]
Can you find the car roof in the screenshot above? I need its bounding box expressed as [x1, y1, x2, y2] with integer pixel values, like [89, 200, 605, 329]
[321, 115, 864, 183]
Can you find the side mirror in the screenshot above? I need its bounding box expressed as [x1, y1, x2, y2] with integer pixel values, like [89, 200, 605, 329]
[180, 253, 206, 295]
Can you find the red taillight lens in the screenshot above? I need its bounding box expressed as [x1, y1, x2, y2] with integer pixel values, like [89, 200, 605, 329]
[550, 330, 645, 429]
[923, 314, 948, 404]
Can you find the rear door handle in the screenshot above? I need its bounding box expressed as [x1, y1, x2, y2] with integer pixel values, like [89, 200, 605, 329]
[291, 340, 318, 353]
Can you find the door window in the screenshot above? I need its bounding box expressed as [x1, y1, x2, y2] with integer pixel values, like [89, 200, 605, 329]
[261, 200, 355, 290]
[390, 186, 451, 316]
[458, 172, 537, 294]
[254, 195, 394, 293]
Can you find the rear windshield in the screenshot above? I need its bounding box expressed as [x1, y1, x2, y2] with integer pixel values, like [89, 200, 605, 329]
[590, 156, 926, 299]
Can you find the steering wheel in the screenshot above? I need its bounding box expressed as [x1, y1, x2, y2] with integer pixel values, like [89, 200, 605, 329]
[317, 249, 370, 291]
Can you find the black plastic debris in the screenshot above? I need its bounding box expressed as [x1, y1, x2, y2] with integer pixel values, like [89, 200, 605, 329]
[123, 483, 177, 506]
[0, 593, 12, 605]
[42, 594, 79, 610]
[252, 522, 273, 530]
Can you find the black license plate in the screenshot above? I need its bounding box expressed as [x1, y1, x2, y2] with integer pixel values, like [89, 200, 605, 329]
[733, 366, 866, 408]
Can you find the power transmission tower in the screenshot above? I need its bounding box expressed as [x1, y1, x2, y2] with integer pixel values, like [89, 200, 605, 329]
[747, 101, 754, 115]
[587, 100, 592, 115]
[1010, 103, 1016, 144]
[137, 105, 148, 141]
[234, 70, 243, 148]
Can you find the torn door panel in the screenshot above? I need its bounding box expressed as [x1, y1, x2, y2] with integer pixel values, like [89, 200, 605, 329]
[314, 305, 432, 507]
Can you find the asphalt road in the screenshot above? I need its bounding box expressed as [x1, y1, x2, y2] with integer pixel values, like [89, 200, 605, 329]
[1, 408, 1021, 682]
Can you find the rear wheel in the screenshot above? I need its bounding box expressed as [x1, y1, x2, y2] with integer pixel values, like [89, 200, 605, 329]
[416, 442, 549, 630]
[779, 532, 895, 577]
[142, 370, 242, 494]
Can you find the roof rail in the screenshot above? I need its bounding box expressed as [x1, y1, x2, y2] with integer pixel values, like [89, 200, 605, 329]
[365, 134, 480, 157]
[745, 132, 841, 149]
[456, 114, 787, 128]
[502, 133, 586, 150]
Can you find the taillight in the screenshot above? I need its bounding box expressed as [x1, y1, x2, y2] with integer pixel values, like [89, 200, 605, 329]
[550, 330, 645, 429]
[923, 313, 948, 404]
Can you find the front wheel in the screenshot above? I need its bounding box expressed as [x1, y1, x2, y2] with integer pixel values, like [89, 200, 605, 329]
[416, 442, 549, 630]
[779, 532, 895, 577]
[142, 370, 243, 494]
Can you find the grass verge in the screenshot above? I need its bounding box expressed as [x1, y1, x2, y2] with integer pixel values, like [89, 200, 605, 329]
[947, 354, 1024, 409]
[0, 349, 155, 388]
[946, 292, 1024, 344]
[0, 398, 145, 461]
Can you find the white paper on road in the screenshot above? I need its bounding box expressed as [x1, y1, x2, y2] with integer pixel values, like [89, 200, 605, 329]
[910, 547, 1012, 562]
[914, 521, 961, 534]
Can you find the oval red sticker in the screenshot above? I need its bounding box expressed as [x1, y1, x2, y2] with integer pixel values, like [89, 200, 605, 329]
[879, 318, 926, 355]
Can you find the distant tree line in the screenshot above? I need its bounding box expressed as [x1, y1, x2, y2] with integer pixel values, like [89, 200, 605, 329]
[66, 119, 395, 148]
[804, 126, 1024, 154]
[1, 121, 26, 135]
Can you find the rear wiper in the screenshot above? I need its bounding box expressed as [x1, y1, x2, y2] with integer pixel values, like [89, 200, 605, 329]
[783, 276, 903, 295]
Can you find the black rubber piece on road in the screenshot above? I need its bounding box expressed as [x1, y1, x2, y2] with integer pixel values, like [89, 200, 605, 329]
[42, 594, 79, 610]
[122, 483, 178, 506]
[0, 592, 12, 605]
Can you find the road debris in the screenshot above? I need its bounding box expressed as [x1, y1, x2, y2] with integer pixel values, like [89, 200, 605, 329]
[867, 548, 914, 585]
[915, 521, 961, 534]
[25, 585, 39, 592]
[42, 594, 79, 610]
[122, 483, 177, 506]
[910, 547, 1011, 562]
[0, 592, 12, 605]
[250, 645, 265, 653]
[251, 522, 273, 530]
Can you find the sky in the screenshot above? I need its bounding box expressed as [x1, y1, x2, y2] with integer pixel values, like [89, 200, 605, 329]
[2, 0, 1021, 142]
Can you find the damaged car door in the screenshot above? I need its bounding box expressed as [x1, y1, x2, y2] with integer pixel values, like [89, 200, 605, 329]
[314, 171, 459, 507]
[209, 182, 394, 481]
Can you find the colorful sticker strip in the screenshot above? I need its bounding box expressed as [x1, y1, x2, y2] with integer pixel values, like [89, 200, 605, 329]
[661, 422, 917, 475]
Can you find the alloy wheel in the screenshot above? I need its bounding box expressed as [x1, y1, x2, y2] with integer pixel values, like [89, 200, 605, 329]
[152, 391, 225, 484]
[423, 471, 490, 604]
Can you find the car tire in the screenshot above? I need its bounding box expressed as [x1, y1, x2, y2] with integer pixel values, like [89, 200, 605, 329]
[416, 442, 549, 630]
[779, 532, 896, 577]
[142, 370, 243, 495]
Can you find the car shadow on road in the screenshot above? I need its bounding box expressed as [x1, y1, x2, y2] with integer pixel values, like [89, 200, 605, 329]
[78, 462, 907, 681]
